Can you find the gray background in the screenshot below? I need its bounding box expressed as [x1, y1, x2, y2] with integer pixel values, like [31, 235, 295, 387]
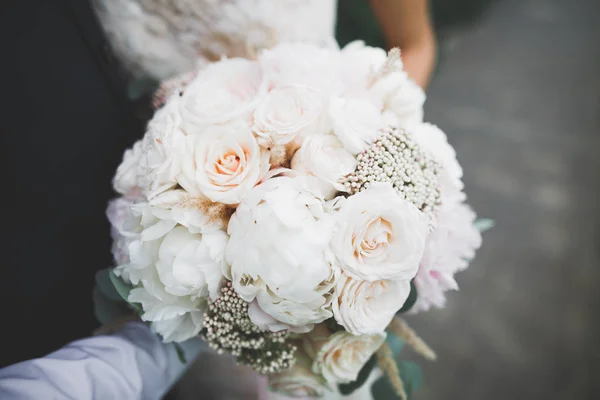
[410, 0, 600, 398]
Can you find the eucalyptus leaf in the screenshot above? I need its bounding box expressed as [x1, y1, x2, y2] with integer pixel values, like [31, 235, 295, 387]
[109, 270, 142, 313]
[386, 334, 405, 358]
[92, 286, 131, 325]
[338, 355, 377, 395]
[473, 218, 495, 232]
[95, 268, 123, 302]
[371, 360, 423, 399]
[398, 280, 417, 313]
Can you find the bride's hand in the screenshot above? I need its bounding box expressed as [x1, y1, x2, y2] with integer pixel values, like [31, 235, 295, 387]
[370, 0, 437, 89]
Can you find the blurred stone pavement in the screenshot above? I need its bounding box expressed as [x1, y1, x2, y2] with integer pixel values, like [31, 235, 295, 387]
[409, 0, 600, 398]
[170, 0, 600, 399]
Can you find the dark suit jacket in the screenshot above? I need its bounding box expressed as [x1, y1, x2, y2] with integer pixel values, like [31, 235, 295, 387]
[0, 0, 144, 366]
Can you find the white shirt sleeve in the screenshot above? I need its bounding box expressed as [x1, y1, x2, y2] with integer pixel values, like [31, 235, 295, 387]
[0, 322, 206, 400]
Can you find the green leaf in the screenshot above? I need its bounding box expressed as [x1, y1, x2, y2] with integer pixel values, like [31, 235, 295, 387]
[92, 286, 131, 325]
[386, 334, 405, 358]
[95, 268, 123, 302]
[371, 361, 423, 399]
[109, 270, 142, 313]
[338, 355, 377, 395]
[473, 218, 495, 232]
[398, 280, 418, 313]
[93, 269, 139, 324]
[325, 318, 345, 333]
[174, 343, 188, 364]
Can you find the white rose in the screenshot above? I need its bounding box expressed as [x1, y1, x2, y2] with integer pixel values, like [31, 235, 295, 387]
[329, 97, 382, 154]
[312, 331, 386, 385]
[178, 123, 270, 204]
[137, 96, 187, 198]
[291, 134, 357, 199]
[253, 85, 324, 147]
[179, 58, 265, 134]
[268, 346, 330, 398]
[331, 183, 428, 282]
[226, 176, 338, 331]
[113, 140, 143, 197]
[128, 268, 207, 343]
[333, 275, 410, 335]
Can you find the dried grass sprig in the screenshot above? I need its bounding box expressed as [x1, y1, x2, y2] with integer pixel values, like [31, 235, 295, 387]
[376, 342, 407, 400]
[388, 316, 437, 361]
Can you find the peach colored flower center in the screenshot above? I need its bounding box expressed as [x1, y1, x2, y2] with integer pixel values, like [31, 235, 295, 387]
[353, 217, 392, 262]
[208, 147, 251, 186]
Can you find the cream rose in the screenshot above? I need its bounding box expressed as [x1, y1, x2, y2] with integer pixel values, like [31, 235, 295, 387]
[178, 123, 270, 204]
[268, 346, 330, 398]
[253, 85, 324, 147]
[329, 97, 382, 155]
[312, 331, 386, 385]
[291, 134, 357, 199]
[179, 58, 265, 134]
[333, 275, 410, 335]
[331, 183, 428, 282]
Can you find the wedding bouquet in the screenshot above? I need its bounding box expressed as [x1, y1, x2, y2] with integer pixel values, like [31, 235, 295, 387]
[96, 41, 490, 399]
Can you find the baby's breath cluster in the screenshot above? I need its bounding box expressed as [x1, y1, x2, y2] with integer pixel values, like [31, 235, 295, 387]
[345, 127, 441, 223]
[200, 282, 297, 375]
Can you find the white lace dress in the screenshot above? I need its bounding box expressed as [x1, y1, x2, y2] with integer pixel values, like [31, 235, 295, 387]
[93, 0, 338, 83]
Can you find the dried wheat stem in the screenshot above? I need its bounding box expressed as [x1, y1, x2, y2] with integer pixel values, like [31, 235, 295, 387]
[376, 342, 407, 400]
[388, 316, 437, 361]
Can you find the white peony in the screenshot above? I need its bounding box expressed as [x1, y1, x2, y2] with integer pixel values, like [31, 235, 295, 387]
[128, 268, 207, 343]
[259, 43, 341, 93]
[268, 345, 330, 398]
[179, 58, 265, 134]
[331, 183, 428, 282]
[329, 97, 382, 155]
[410, 123, 465, 204]
[252, 85, 325, 147]
[226, 176, 338, 331]
[338, 41, 389, 100]
[333, 275, 410, 335]
[413, 202, 482, 313]
[178, 123, 270, 204]
[113, 140, 143, 197]
[109, 194, 229, 342]
[291, 134, 357, 199]
[113, 197, 228, 295]
[311, 331, 386, 385]
[370, 72, 425, 128]
[137, 96, 187, 198]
